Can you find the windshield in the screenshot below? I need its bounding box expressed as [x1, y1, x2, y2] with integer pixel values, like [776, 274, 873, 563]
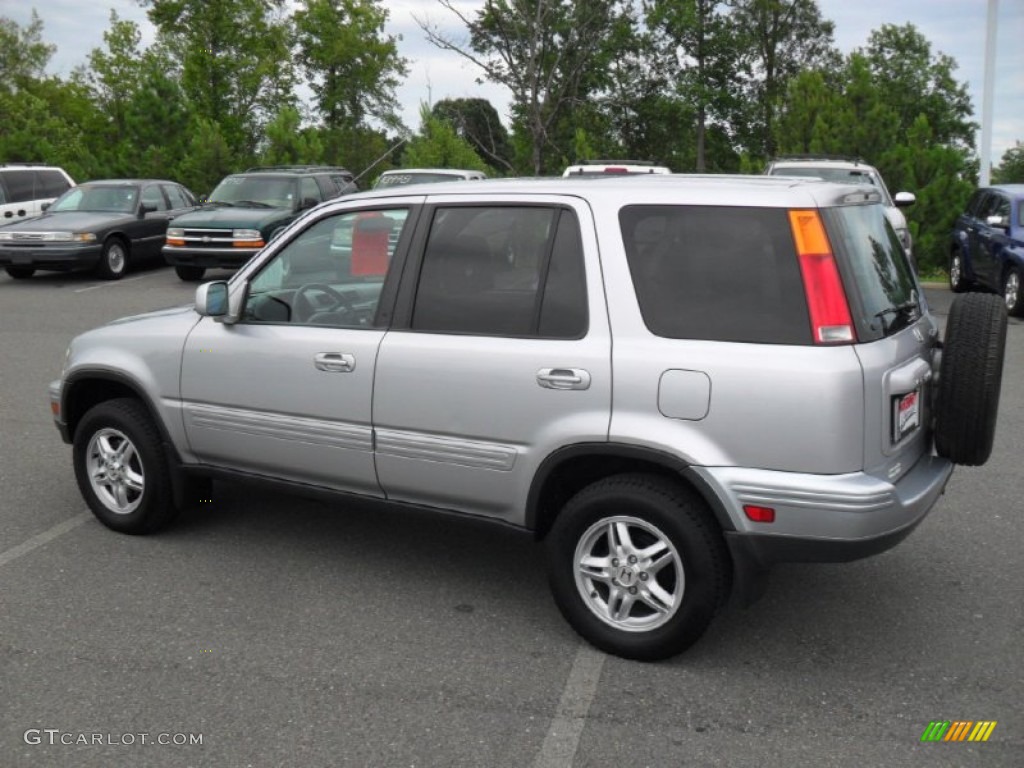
[51, 186, 138, 213]
[825, 203, 919, 339]
[210, 175, 296, 207]
[375, 172, 466, 188]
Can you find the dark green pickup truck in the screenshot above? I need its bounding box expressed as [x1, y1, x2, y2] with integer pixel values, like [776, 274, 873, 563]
[162, 165, 357, 281]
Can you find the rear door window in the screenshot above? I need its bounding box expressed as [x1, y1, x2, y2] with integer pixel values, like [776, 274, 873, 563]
[824, 204, 919, 340]
[620, 205, 811, 344]
[409, 206, 587, 338]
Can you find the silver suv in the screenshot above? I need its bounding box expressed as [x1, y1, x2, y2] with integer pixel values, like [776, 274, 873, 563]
[51, 176, 1006, 660]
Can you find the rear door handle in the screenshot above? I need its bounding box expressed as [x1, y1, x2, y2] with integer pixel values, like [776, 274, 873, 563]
[537, 368, 591, 390]
[314, 352, 355, 372]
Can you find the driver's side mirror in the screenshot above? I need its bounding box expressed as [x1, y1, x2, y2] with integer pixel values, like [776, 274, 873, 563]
[195, 281, 229, 318]
[41, 202, 50, 212]
[893, 191, 916, 208]
[299, 197, 320, 211]
[986, 214, 1009, 230]
[139, 203, 157, 217]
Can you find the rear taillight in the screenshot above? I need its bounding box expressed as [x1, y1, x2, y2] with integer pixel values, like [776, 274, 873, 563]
[788, 210, 855, 344]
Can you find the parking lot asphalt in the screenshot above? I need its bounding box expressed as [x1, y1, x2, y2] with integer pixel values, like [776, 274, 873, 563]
[0, 267, 1021, 767]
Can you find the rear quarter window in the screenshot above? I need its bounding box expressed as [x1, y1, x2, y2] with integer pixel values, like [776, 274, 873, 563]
[620, 205, 811, 344]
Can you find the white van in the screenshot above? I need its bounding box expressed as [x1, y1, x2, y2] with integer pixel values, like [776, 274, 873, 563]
[0, 164, 76, 225]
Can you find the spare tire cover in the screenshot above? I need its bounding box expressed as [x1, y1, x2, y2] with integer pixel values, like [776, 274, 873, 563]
[934, 293, 1008, 466]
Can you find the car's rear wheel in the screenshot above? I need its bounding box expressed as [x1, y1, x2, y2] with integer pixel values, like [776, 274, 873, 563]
[73, 398, 179, 534]
[545, 474, 729, 661]
[1002, 266, 1024, 317]
[175, 265, 206, 282]
[96, 237, 128, 280]
[4, 266, 35, 279]
[949, 249, 968, 293]
[934, 293, 1007, 466]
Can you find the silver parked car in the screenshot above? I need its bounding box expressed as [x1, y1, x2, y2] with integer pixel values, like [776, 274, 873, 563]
[51, 175, 1006, 660]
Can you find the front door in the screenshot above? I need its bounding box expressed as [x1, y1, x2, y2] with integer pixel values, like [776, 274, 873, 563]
[180, 204, 414, 494]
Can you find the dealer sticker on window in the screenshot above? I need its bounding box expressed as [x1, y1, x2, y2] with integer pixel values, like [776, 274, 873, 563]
[893, 388, 921, 443]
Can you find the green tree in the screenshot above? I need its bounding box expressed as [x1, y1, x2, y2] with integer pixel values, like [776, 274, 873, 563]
[861, 23, 974, 150]
[419, 0, 630, 174]
[883, 117, 975, 273]
[0, 11, 53, 89]
[0, 14, 97, 177]
[83, 13, 191, 180]
[432, 98, 513, 173]
[731, 0, 839, 159]
[294, 0, 407, 132]
[646, 0, 742, 172]
[402, 104, 489, 172]
[993, 143, 1024, 184]
[259, 106, 326, 166]
[175, 116, 236, 195]
[142, 0, 295, 157]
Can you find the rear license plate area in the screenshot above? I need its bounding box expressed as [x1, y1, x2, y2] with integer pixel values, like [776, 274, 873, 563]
[892, 388, 921, 443]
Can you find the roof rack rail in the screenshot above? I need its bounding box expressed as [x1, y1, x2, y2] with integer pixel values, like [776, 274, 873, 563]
[771, 154, 865, 165]
[576, 159, 658, 166]
[244, 165, 352, 173]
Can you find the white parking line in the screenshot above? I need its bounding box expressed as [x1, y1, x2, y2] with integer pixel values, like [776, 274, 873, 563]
[0, 512, 91, 569]
[74, 273, 156, 293]
[533, 645, 606, 768]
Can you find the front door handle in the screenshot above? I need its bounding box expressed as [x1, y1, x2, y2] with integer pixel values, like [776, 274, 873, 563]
[537, 368, 591, 390]
[314, 352, 355, 373]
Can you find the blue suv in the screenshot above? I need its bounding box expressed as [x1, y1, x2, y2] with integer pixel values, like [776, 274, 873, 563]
[950, 184, 1024, 316]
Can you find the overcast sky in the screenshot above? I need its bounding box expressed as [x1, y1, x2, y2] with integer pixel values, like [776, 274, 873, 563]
[2, 0, 1020, 166]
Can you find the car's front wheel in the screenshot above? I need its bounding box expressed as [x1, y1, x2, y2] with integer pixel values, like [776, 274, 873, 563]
[73, 398, 179, 534]
[1002, 266, 1024, 317]
[949, 249, 968, 293]
[175, 265, 205, 281]
[96, 237, 129, 280]
[545, 474, 730, 661]
[4, 266, 35, 279]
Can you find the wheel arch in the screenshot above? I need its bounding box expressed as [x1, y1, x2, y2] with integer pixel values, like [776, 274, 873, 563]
[526, 443, 737, 542]
[103, 231, 131, 250]
[61, 370, 192, 506]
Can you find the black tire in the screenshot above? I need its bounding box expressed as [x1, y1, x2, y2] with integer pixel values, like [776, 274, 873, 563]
[175, 265, 206, 282]
[4, 266, 35, 279]
[73, 398, 179, 534]
[545, 473, 730, 661]
[1002, 265, 1024, 318]
[96, 237, 129, 280]
[934, 293, 1007, 466]
[948, 248, 969, 293]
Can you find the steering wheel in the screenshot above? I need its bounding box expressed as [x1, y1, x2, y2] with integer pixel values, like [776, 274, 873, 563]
[293, 283, 351, 324]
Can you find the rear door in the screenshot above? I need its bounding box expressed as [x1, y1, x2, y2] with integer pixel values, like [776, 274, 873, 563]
[372, 195, 611, 523]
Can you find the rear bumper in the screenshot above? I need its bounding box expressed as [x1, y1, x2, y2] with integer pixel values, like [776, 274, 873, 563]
[697, 453, 954, 567]
[162, 245, 258, 269]
[0, 244, 103, 270]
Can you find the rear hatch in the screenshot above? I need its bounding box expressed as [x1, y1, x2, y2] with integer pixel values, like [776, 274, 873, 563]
[823, 203, 938, 483]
